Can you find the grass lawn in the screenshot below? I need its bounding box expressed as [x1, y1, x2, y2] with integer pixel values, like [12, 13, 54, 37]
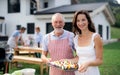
[99, 41, 120, 75]
[8, 41, 120, 75]
[111, 27, 120, 39]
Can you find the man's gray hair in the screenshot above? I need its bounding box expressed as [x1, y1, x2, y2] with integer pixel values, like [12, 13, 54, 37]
[51, 13, 65, 22]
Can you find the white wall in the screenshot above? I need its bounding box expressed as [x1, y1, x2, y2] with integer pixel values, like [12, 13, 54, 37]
[49, 0, 55, 8]
[55, 0, 71, 7]
[39, 0, 44, 9]
[0, 0, 7, 36]
[92, 12, 111, 40]
[0, 0, 7, 16]
[39, 0, 71, 9]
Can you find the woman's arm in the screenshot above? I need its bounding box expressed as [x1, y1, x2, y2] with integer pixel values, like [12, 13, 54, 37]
[88, 34, 103, 66]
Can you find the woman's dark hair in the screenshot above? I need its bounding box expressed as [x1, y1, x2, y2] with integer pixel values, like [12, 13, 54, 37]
[72, 10, 96, 35]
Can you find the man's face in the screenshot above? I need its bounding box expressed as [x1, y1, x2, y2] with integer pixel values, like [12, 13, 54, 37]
[21, 30, 25, 33]
[35, 29, 39, 33]
[52, 15, 65, 33]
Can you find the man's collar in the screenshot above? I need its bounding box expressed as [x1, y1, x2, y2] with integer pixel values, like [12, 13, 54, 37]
[51, 30, 65, 37]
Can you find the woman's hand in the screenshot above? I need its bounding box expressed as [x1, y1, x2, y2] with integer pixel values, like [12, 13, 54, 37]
[78, 62, 89, 72]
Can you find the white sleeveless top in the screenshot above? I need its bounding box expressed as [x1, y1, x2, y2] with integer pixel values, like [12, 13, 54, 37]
[74, 33, 100, 75]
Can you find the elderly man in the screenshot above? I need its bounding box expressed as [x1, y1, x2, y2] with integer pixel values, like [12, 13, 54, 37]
[41, 13, 75, 75]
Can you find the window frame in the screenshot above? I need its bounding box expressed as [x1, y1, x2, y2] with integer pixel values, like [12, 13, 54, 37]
[8, 0, 20, 13]
[27, 23, 35, 34]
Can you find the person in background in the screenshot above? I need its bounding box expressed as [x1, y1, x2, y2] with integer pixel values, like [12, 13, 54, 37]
[24, 36, 33, 47]
[69, 10, 103, 75]
[33, 27, 43, 58]
[7, 27, 26, 49]
[41, 13, 75, 75]
[7, 27, 26, 67]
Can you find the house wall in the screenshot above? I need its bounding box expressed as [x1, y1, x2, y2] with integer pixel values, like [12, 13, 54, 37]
[0, 0, 72, 37]
[92, 12, 111, 40]
[0, 0, 7, 16]
[39, 0, 45, 9]
[0, 0, 111, 41]
[39, 0, 56, 8]
[0, 0, 47, 37]
[0, 0, 7, 36]
[39, 0, 71, 9]
[54, 0, 71, 7]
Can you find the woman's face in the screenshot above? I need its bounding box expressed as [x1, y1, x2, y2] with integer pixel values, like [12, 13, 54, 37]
[76, 14, 88, 31]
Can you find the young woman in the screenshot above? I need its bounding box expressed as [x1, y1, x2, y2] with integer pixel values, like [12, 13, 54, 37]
[72, 10, 103, 75]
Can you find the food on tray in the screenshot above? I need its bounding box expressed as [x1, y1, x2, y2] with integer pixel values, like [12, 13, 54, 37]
[49, 60, 78, 71]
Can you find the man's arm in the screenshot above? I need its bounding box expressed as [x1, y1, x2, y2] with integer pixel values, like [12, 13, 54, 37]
[20, 36, 25, 46]
[41, 50, 51, 63]
[15, 36, 19, 48]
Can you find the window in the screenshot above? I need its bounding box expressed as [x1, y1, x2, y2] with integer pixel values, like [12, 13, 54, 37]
[98, 24, 103, 37]
[106, 26, 109, 40]
[30, 0, 37, 14]
[64, 22, 72, 32]
[0, 24, 2, 32]
[8, 0, 20, 13]
[46, 22, 72, 34]
[16, 25, 21, 30]
[46, 23, 53, 33]
[44, 2, 48, 8]
[27, 23, 35, 34]
[43, 0, 48, 8]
